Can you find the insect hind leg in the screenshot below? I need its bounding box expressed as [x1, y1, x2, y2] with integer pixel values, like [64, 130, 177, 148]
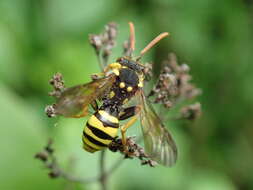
[119, 106, 136, 120]
[120, 106, 140, 151]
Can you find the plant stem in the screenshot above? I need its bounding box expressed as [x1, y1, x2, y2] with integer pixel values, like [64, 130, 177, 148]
[99, 150, 107, 190]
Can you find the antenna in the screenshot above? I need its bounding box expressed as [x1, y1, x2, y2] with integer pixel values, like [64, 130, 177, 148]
[139, 32, 169, 57]
[128, 22, 135, 54]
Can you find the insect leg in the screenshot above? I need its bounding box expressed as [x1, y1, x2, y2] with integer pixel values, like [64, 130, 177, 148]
[119, 106, 136, 120]
[120, 106, 141, 149]
[90, 100, 99, 111]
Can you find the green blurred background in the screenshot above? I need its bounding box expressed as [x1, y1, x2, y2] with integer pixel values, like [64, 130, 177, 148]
[1, 0, 253, 190]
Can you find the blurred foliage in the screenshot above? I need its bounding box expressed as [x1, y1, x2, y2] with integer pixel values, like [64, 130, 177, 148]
[1, 0, 253, 190]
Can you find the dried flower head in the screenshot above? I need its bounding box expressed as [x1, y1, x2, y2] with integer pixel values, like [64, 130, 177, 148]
[180, 102, 202, 120]
[149, 53, 201, 109]
[89, 22, 118, 69]
[109, 137, 157, 167]
[48, 73, 65, 98]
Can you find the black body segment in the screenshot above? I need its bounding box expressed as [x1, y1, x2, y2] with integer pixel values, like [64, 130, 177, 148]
[86, 123, 115, 140]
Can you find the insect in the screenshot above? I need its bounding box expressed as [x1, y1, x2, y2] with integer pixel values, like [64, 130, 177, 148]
[51, 22, 177, 167]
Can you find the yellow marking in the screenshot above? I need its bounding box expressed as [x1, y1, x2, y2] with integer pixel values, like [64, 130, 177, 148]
[123, 98, 128, 104]
[109, 62, 122, 69]
[109, 62, 121, 76]
[127, 86, 133, 92]
[112, 69, 119, 76]
[109, 91, 115, 98]
[122, 66, 128, 69]
[121, 115, 139, 148]
[119, 82, 125, 88]
[98, 110, 119, 124]
[83, 144, 96, 153]
[119, 111, 125, 118]
[88, 115, 118, 137]
[138, 74, 144, 87]
[88, 115, 104, 128]
[82, 137, 105, 150]
[84, 127, 111, 145]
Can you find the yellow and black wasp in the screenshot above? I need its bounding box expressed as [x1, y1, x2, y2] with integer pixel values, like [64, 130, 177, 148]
[51, 22, 177, 167]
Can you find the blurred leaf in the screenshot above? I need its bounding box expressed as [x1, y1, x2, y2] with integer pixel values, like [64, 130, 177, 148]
[0, 83, 64, 190]
[188, 170, 236, 190]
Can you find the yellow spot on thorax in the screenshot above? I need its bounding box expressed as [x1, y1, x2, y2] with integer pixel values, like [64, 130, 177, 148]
[127, 86, 133, 92]
[109, 91, 115, 98]
[119, 82, 125, 88]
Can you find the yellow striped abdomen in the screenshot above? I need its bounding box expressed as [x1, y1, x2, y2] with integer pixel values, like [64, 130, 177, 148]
[82, 110, 119, 153]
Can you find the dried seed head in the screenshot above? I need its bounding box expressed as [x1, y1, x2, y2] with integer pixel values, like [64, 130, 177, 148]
[35, 152, 48, 162]
[89, 22, 118, 66]
[48, 73, 65, 98]
[143, 62, 153, 81]
[45, 139, 54, 154]
[48, 171, 60, 178]
[180, 102, 202, 120]
[105, 22, 117, 40]
[49, 73, 65, 90]
[45, 104, 56, 117]
[108, 137, 156, 167]
[89, 34, 103, 53]
[149, 53, 201, 109]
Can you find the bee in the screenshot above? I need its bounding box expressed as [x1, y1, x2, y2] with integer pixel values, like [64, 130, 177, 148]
[51, 22, 177, 167]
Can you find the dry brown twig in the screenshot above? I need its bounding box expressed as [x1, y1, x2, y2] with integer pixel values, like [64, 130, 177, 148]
[39, 22, 202, 190]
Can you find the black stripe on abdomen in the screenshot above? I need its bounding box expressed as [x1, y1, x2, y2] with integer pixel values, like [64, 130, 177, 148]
[83, 140, 99, 151]
[87, 123, 114, 140]
[95, 112, 118, 128]
[83, 131, 108, 147]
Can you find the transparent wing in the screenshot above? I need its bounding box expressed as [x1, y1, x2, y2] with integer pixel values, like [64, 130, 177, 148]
[53, 74, 116, 117]
[138, 91, 177, 167]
